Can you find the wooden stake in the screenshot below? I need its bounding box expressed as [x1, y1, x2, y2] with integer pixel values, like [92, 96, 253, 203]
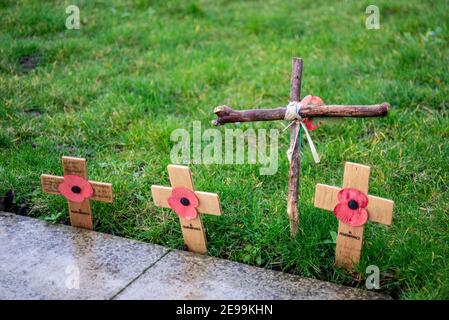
[151, 165, 222, 254]
[287, 58, 303, 236]
[41, 156, 113, 230]
[314, 162, 394, 269]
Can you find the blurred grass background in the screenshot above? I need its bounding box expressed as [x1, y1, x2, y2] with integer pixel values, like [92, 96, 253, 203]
[0, 0, 448, 299]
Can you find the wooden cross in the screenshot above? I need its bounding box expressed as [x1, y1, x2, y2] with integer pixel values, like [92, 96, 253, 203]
[151, 165, 222, 254]
[314, 162, 394, 269]
[41, 156, 113, 230]
[213, 57, 389, 236]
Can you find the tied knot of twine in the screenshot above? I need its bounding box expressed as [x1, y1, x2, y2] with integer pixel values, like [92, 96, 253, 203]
[285, 101, 303, 121]
[284, 95, 321, 164]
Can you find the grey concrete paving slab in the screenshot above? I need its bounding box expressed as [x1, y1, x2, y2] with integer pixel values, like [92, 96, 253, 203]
[115, 250, 390, 300]
[0, 212, 168, 299]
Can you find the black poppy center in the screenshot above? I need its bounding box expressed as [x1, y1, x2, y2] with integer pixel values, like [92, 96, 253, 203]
[180, 197, 190, 206]
[71, 186, 82, 194]
[348, 199, 359, 210]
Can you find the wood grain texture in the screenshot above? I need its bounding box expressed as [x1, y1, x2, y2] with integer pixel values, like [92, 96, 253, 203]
[335, 162, 371, 268]
[62, 157, 93, 230]
[41, 157, 113, 230]
[196, 191, 221, 215]
[315, 183, 394, 226]
[212, 103, 389, 125]
[286, 57, 303, 237]
[41, 174, 64, 194]
[151, 186, 222, 216]
[367, 195, 394, 225]
[167, 164, 195, 190]
[342, 162, 371, 192]
[336, 222, 364, 269]
[151, 185, 172, 208]
[90, 181, 114, 203]
[42, 175, 113, 204]
[315, 162, 394, 270]
[314, 184, 340, 211]
[177, 216, 207, 253]
[152, 165, 222, 254]
[166, 165, 207, 253]
[62, 156, 87, 178]
[151, 185, 208, 253]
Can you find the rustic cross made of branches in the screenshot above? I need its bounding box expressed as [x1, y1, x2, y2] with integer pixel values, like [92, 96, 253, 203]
[212, 57, 389, 236]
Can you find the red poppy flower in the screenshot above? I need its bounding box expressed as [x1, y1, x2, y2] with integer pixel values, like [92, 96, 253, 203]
[333, 188, 369, 227]
[168, 187, 199, 220]
[303, 118, 318, 131]
[301, 95, 324, 131]
[58, 175, 94, 203]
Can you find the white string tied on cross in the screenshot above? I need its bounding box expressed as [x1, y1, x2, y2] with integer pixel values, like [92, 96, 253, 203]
[284, 95, 320, 164]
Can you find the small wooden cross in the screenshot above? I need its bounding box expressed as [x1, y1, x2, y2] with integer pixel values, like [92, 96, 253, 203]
[41, 156, 113, 229]
[314, 162, 394, 269]
[151, 165, 222, 254]
[213, 57, 390, 236]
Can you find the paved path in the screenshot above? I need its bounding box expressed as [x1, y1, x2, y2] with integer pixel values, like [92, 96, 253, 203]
[0, 212, 389, 300]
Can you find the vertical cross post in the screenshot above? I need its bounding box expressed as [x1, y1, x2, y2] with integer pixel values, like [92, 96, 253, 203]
[287, 58, 303, 236]
[314, 162, 394, 269]
[41, 156, 113, 229]
[151, 165, 222, 254]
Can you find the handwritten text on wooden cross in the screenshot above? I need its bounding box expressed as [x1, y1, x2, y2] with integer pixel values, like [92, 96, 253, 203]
[314, 162, 394, 269]
[41, 156, 113, 230]
[213, 57, 389, 236]
[151, 165, 222, 254]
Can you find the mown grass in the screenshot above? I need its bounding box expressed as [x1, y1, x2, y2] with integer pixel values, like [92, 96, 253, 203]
[0, 0, 448, 299]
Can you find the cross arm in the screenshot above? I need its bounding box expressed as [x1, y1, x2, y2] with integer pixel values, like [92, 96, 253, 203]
[196, 191, 221, 215]
[212, 103, 389, 125]
[314, 183, 341, 211]
[151, 186, 221, 216]
[41, 174, 113, 203]
[366, 195, 394, 226]
[151, 185, 172, 208]
[41, 174, 64, 194]
[89, 181, 113, 203]
[314, 183, 394, 225]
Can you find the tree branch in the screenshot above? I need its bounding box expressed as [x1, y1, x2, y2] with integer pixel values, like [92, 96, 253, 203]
[287, 58, 303, 237]
[212, 103, 389, 126]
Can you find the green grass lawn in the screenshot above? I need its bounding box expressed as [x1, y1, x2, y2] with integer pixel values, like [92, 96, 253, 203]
[1, 0, 448, 299]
